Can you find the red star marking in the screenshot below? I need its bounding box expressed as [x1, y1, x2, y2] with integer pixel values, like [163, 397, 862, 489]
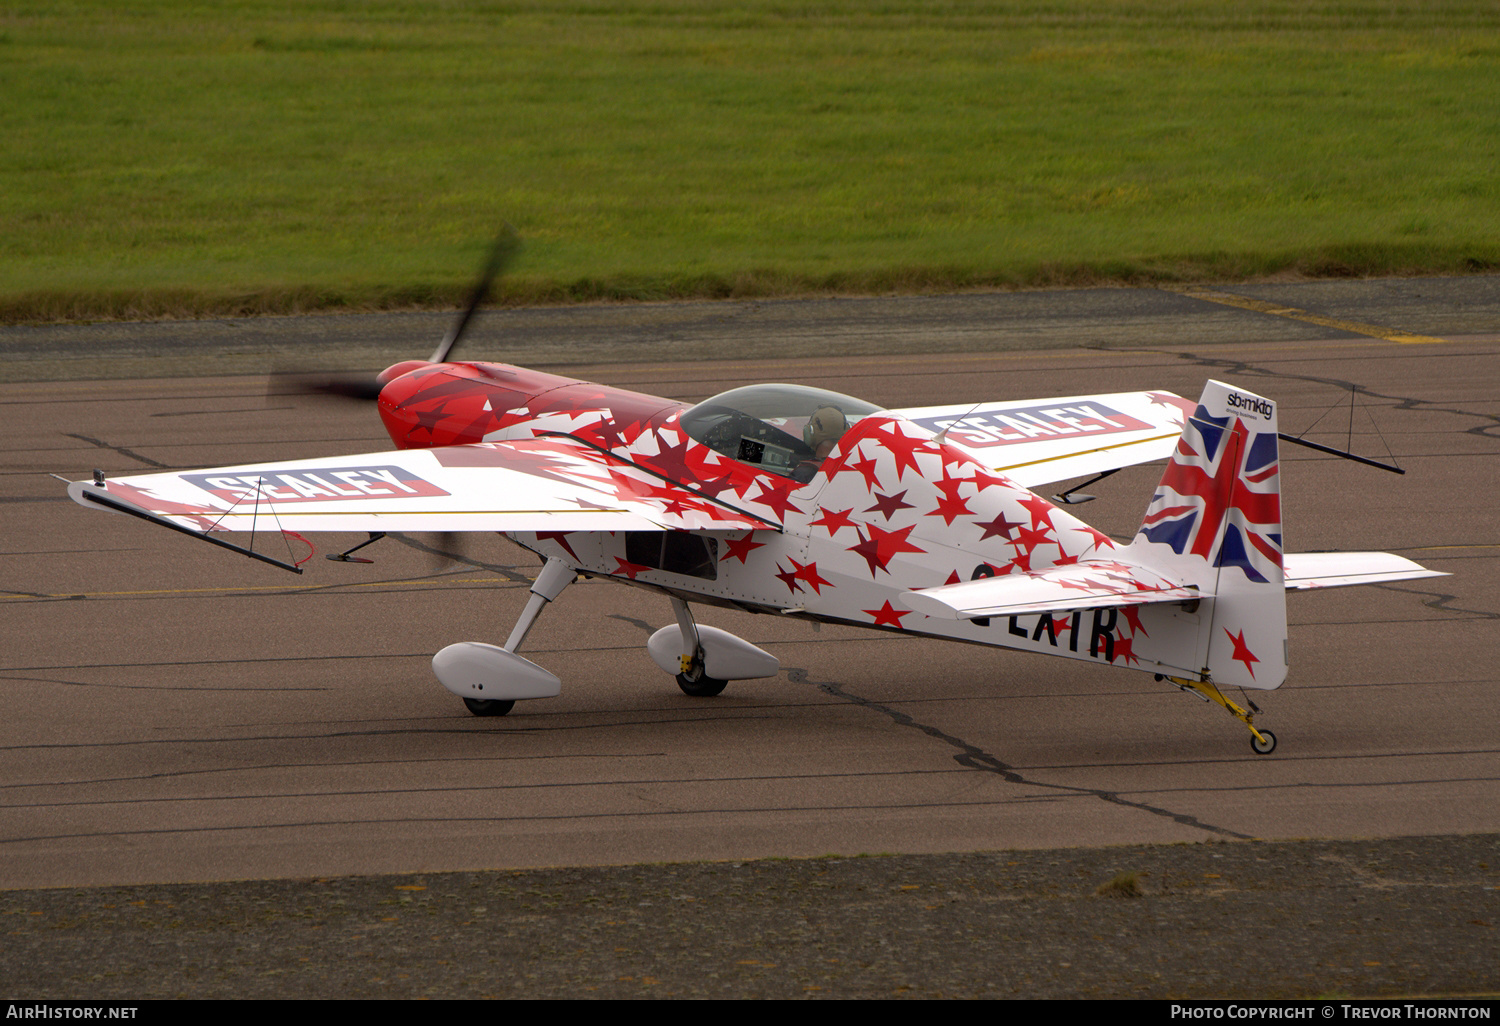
[1120, 605, 1149, 638]
[847, 453, 882, 490]
[848, 532, 885, 578]
[1077, 526, 1118, 554]
[975, 512, 1023, 542]
[810, 507, 857, 536]
[1050, 614, 1073, 637]
[967, 469, 1015, 494]
[945, 569, 963, 585]
[575, 416, 628, 452]
[1014, 524, 1055, 553]
[847, 522, 927, 578]
[789, 558, 833, 595]
[534, 532, 581, 562]
[612, 557, 653, 579]
[927, 475, 974, 526]
[645, 430, 693, 476]
[696, 477, 737, 502]
[1148, 391, 1196, 425]
[1017, 494, 1060, 532]
[745, 477, 803, 521]
[775, 562, 804, 594]
[1223, 628, 1260, 679]
[865, 490, 915, 521]
[934, 472, 968, 501]
[871, 424, 930, 481]
[937, 441, 980, 471]
[720, 532, 766, 564]
[104, 481, 224, 533]
[862, 600, 912, 628]
[1058, 574, 1109, 594]
[1113, 634, 1141, 667]
[604, 465, 669, 501]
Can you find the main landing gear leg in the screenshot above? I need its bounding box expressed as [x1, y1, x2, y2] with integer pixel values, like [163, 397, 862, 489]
[670, 597, 727, 697]
[505, 557, 576, 653]
[435, 557, 576, 717]
[1163, 674, 1277, 755]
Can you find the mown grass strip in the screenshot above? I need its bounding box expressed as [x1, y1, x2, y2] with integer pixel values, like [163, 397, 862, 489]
[2, 1, 1497, 322]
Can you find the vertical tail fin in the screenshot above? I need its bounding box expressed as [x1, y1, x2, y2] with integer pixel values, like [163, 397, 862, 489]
[1130, 380, 1287, 689]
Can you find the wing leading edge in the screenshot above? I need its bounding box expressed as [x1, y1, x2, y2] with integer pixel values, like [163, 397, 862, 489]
[67, 437, 777, 536]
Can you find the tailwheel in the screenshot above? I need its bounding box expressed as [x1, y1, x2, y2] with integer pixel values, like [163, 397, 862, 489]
[1163, 674, 1277, 754]
[463, 697, 515, 717]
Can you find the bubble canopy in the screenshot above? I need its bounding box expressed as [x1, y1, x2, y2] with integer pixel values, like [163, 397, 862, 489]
[679, 384, 882, 478]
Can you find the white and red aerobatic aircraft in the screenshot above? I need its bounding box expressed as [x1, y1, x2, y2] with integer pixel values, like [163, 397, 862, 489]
[65, 353, 1443, 753]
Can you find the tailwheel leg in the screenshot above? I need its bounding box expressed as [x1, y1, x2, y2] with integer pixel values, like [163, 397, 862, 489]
[1164, 675, 1277, 755]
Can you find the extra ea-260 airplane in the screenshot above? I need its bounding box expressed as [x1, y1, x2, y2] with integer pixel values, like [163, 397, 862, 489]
[63, 278, 1445, 755]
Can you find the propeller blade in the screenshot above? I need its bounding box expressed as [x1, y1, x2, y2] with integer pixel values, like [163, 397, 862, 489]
[267, 369, 385, 402]
[267, 228, 521, 406]
[429, 225, 521, 365]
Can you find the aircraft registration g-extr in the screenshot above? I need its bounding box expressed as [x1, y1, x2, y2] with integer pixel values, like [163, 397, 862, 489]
[60, 239, 1444, 753]
[64, 358, 1445, 754]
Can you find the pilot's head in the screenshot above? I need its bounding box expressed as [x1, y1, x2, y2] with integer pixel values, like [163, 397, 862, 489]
[804, 406, 848, 457]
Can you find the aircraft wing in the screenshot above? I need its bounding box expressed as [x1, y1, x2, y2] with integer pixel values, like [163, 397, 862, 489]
[901, 560, 1201, 620]
[891, 390, 1196, 488]
[67, 437, 777, 536]
[1282, 551, 1449, 590]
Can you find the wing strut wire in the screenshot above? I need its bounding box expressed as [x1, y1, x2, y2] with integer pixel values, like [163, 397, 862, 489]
[74, 485, 304, 574]
[1278, 385, 1404, 475]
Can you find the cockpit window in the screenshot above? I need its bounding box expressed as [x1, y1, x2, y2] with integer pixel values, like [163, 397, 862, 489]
[679, 384, 881, 480]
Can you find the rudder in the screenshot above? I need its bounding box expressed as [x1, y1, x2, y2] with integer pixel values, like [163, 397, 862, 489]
[1130, 380, 1287, 690]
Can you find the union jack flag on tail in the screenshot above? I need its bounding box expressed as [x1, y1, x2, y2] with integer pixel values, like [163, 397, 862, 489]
[1129, 381, 1288, 690]
[1138, 388, 1283, 584]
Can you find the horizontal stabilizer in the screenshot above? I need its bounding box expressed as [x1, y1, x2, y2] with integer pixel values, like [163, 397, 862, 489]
[902, 560, 1201, 621]
[1283, 551, 1448, 591]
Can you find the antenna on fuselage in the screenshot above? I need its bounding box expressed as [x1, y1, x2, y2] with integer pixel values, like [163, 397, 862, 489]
[933, 399, 986, 446]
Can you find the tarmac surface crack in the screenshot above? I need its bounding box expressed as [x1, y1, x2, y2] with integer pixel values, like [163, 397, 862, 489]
[61, 432, 169, 469]
[784, 666, 1252, 840]
[1107, 344, 1500, 447]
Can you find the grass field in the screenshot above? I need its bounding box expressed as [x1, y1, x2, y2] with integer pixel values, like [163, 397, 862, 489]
[2, 1, 1498, 321]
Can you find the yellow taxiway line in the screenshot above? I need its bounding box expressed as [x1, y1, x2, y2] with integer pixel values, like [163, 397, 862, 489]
[1169, 286, 1449, 345]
